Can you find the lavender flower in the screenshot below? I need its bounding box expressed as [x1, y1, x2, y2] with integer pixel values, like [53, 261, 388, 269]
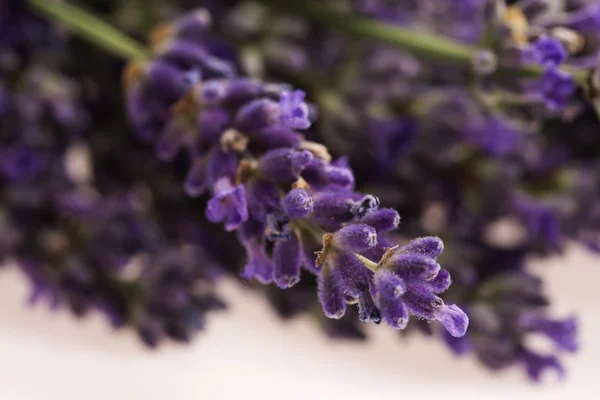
[123, 8, 467, 336]
[3, 0, 599, 381]
[209, 0, 592, 379]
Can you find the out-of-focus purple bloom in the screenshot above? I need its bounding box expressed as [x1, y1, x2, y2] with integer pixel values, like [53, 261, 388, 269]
[532, 36, 567, 67]
[241, 237, 274, 284]
[540, 68, 576, 111]
[465, 117, 521, 157]
[0, 145, 48, 181]
[522, 349, 565, 382]
[522, 314, 578, 352]
[279, 89, 312, 130]
[564, 3, 600, 33]
[257, 148, 314, 183]
[512, 195, 563, 251]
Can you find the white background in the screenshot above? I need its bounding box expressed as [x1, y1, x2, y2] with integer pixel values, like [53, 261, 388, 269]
[0, 245, 598, 400]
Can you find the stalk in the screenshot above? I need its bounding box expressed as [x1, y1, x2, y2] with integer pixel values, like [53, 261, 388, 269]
[28, 0, 149, 60]
[257, 0, 587, 85]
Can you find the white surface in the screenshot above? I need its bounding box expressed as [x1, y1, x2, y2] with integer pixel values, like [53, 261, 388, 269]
[0, 246, 598, 400]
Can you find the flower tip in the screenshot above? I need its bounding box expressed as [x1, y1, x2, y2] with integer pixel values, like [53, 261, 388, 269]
[290, 149, 314, 172]
[240, 270, 273, 285]
[275, 275, 300, 289]
[324, 309, 346, 320]
[280, 89, 312, 130]
[404, 236, 444, 258]
[359, 208, 400, 233]
[394, 316, 408, 330]
[436, 304, 469, 338]
[333, 224, 378, 252]
[283, 188, 314, 218]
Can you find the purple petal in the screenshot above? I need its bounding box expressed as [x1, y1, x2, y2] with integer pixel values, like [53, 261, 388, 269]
[205, 178, 248, 231]
[332, 224, 378, 252]
[282, 188, 313, 219]
[318, 268, 346, 319]
[273, 234, 301, 288]
[359, 208, 400, 233]
[279, 90, 311, 130]
[434, 304, 469, 338]
[373, 269, 406, 299]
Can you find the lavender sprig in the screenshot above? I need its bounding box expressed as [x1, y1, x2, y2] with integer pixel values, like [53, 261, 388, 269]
[122, 9, 468, 336]
[5, 0, 593, 381]
[214, 0, 587, 379]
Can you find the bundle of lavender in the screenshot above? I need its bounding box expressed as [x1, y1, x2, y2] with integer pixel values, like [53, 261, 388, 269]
[1, 0, 591, 381]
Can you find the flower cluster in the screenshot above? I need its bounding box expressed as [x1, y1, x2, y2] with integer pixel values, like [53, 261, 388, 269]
[210, 0, 590, 379]
[0, 5, 228, 347]
[0, 70, 228, 346]
[123, 9, 468, 336]
[2, 0, 597, 382]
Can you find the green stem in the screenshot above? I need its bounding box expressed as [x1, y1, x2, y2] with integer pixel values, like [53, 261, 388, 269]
[258, 0, 587, 85]
[354, 253, 379, 272]
[28, 0, 149, 60]
[260, 1, 472, 63]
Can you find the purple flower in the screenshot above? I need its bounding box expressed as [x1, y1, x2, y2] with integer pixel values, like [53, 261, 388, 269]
[368, 117, 416, 166]
[166, 8, 212, 41]
[0, 145, 48, 181]
[279, 90, 312, 130]
[375, 241, 468, 335]
[205, 177, 248, 231]
[159, 40, 236, 78]
[331, 224, 378, 252]
[465, 117, 521, 157]
[273, 234, 302, 288]
[241, 237, 274, 284]
[521, 349, 565, 382]
[118, 6, 476, 352]
[373, 269, 406, 299]
[434, 304, 469, 338]
[314, 225, 467, 336]
[358, 208, 401, 233]
[318, 267, 346, 319]
[302, 158, 355, 190]
[282, 188, 314, 218]
[395, 236, 445, 259]
[512, 195, 562, 251]
[184, 158, 208, 197]
[522, 314, 578, 352]
[235, 98, 281, 132]
[257, 148, 314, 183]
[531, 36, 567, 67]
[146, 60, 193, 103]
[565, 3, 600, 33]
[540, 68, 575, 111]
